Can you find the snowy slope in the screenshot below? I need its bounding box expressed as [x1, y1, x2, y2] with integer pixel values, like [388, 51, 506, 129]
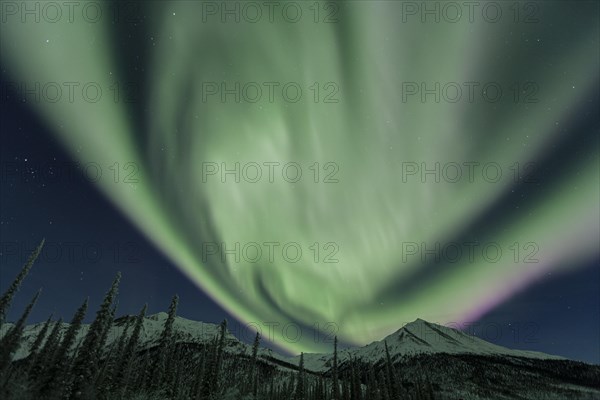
[284, 318, 564, 372]
[2, 316, 563, 370]
[0, 313, 273, 361]
[3, 316, 596, 400]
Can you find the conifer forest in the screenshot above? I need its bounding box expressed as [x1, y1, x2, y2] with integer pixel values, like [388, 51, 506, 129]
[1, 242, 599, 400]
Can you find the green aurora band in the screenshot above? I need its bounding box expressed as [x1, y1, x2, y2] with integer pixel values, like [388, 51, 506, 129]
[1, 1, 598, 353]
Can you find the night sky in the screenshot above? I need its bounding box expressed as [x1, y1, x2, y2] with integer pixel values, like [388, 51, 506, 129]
[1, 1, 599, 363]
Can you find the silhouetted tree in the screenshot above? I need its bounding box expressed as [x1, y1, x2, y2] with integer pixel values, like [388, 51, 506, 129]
[0, 239, 44, 328]
[351, 359, 362, 400]
[97, 317, 132, 397]
[40, 298, 88, 397]
[30, 318, 63, 383]
[342, 372, 350, 400]
[151, 294, 178, 392]
[366, 363, 380, 400]
[97, 302, 117, 360]
[384, 341, 400, 399]
[378, 370, 390, 400]
[70, 272, 120, 399]
[192, 343, 208, 399]
[201, 319, 227, 398]
[294, 352, 305, 400]
[114, 304, 147, 396]
[333, 336, 340, 400]
[248, 331, 261, 397]
[0, 289, 41, 375]
[25, 313, 53, 371]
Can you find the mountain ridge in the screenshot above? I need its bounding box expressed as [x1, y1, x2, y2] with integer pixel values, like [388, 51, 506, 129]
[1, 313, 569, 372]
[3, 313, 599, 399]
[283, 317, 565, 373]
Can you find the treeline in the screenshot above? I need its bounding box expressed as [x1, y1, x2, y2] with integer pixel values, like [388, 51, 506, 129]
[0, 241, 436, 400]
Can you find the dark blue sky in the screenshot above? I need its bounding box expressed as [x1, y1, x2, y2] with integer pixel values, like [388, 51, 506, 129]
[1, 74, 598, 364]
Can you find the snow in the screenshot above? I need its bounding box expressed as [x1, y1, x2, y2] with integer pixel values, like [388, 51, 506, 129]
[2, 316, 564, 372]
[282, 318, 564, 372]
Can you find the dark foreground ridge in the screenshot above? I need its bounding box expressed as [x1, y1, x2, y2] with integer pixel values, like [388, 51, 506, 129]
[1, 242, 599, 399]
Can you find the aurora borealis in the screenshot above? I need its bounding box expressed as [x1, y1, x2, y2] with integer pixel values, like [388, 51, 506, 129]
[1, 0, 598, 356]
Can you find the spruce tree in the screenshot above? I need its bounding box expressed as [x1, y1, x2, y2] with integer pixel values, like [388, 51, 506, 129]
[164, 335, 182, 397]
[317, 376, 326, 400]
[333, 336, 340, 400]
[161, 296, 178, 347]
[350, 359, 362, 400]
[0, 239, 44, 328]
[414, 362, 435, 400]
[114, 304, 147, 396]
[213, 319, 228, 396]
[29, 318, 63, 380]
[268, 375, 275, 400]
[288, 373, 296, 399]
[151, 295, 178, 391]
[97, 303, 117, 360]
[366, 363, 380, 400]
[293, 352, 305, 400]
[97, 317, 132, 397]
[55, 299, 88, 362]
[26, 313, 53, 370]
[384, 341, 399, 399]
[136, 350, 152, 393]
[70, 272, 121, 399]
[201, 319, 227, 398]
[378, 370, 390, 400]
[0, 289, 41, 374]
[248, 331, 260, 397]
[192, 342, 208, 399]
[342, 373, 350, 400]
[168, 344, 185, 398]
[200, 337, 217, 398]
[39, 298, 88, 397]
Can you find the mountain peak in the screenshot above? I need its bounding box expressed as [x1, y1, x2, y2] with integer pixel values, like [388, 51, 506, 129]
[406, 318, 428, 326]
[147, 312, 169, 321]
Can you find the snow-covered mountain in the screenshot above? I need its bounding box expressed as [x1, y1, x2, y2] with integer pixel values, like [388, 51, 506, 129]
[0, 312, 275, 362]
[2, 314, 562, 370]
[286, 318, 563, 372]
[4, 314, 599, 399]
